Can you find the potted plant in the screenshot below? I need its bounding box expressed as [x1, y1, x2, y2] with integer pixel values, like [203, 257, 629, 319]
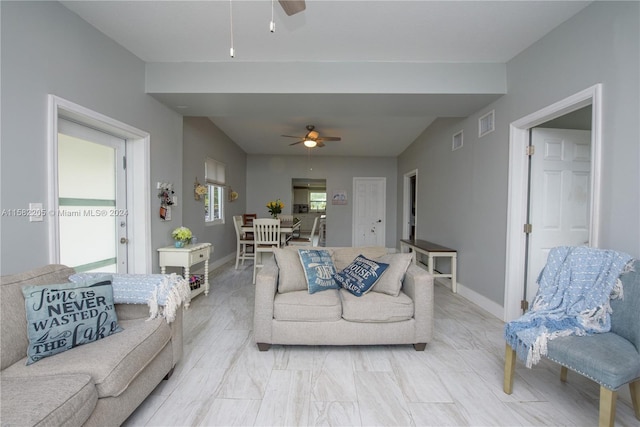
[171, 226, 193, 247]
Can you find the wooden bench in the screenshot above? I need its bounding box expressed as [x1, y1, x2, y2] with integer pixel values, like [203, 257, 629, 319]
[400, 239, 458, 293]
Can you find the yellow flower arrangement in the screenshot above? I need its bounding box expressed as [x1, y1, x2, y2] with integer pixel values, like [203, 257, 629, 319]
[171, 226, 192, 242]
[266, 199, 284, 218]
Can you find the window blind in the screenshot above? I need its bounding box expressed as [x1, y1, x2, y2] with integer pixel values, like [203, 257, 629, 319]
[205, 158, 226, 185]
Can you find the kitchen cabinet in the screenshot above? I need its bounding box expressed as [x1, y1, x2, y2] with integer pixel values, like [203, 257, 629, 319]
[293, 188, 308, 204]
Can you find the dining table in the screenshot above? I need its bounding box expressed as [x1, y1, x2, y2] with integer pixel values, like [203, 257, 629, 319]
[241, 219, 302, 246]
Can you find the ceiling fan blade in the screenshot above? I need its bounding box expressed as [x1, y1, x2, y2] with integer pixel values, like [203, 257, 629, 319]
[317, 136, 341, 142]
[289, 140, 304, 146]
[278, 0, 306, 16]
[282, 134, 304, 139]
[316, 141, 325, 147]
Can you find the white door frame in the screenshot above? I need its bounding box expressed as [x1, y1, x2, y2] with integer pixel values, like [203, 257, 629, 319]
[403, 169, 418, 240]
[503, 84, 602, 322]
[48, 95, 152, 273]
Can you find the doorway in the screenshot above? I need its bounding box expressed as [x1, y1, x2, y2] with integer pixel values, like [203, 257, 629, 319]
[353, 177, 386, 247]
[504, 85, 602, 321]
[403, 170, 418, 241]
[48, 95, 152, 274]
[57, 119, 128, 272]
[525, 126, 592, 303]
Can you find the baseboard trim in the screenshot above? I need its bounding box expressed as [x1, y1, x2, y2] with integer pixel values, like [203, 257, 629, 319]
[190, 253, 236, 275]
[455, 281, 504, 320]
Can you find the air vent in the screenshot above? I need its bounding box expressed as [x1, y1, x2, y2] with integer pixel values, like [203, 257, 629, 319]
[452, 130, 463, 151]
[479, 110, 495, 137]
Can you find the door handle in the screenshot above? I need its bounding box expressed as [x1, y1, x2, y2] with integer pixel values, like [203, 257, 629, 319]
[120, 237, 129, 244]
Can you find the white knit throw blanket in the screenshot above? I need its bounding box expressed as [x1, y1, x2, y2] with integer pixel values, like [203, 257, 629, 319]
[70, 273, 191, 323]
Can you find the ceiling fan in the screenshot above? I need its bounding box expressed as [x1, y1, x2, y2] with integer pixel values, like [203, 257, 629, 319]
[282, 125, 342, 148]
[278, 0, 306, 16]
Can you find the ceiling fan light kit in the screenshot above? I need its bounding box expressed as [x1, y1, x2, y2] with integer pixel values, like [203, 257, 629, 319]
[283, 125, 342, 149]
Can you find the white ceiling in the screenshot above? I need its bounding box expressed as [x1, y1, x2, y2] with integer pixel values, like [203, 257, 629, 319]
[61, 0, 591, 157]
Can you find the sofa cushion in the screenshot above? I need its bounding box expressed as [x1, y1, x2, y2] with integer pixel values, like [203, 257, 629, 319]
[22, 277, 123, 365]
[2, 316, 171, 398]
[371, 253, 413, 297]
[298, 249, 339, 294]
[332, 246, 388, 271]
[274, 289, 342, 322]
[272, 247, 316, 293]
[334, 255, 389, 297]
[1, 372, 97, 427]
[340, 289, 414, 322]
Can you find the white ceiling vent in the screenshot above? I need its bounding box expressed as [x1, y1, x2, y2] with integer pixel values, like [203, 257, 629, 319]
[452, 130, 463, 151]
[479, 110, 495, 137]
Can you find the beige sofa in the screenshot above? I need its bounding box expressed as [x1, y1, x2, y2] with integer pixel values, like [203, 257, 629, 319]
[254, 246, 434, 351]
[0, 265, 184, 426]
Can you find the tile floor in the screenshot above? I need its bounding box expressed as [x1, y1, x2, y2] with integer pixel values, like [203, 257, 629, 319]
[123, 260, 638, 426]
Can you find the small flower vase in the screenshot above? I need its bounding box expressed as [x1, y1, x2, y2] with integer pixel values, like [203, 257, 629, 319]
[175, 240, 185, 248]
[271, 213, 278, 219]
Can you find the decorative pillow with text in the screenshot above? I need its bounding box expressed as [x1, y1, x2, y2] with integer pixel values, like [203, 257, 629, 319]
[334, 255, 389, 297]
[22, 277, 122, 365]
[298, 249, 339, 294]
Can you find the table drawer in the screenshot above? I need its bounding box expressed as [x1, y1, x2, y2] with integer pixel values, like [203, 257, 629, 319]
[189, 246, 210, 264]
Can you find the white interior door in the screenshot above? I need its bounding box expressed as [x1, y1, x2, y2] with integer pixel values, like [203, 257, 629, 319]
[57, 119, 128, 273]
[526, 128, 591, 302]
[353, 177, 386, 247]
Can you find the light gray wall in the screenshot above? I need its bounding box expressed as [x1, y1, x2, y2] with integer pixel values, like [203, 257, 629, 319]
[0, 1, 183, 274]
[538, 105, 591, 130]
[182, 117, 247, 263]
[246, 155, 398, 248]
[397, 1, 640, 306]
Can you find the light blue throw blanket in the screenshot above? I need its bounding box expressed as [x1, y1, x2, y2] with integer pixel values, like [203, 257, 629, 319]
[504, 246, 633, 367]
[69, 273, 191, 323]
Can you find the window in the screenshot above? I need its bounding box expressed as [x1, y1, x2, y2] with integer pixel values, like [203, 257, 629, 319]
[205, 158, 225, 224]
[309, 191, 327, 212]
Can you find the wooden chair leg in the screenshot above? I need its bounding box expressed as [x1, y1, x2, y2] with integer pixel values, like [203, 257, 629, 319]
[504, 343, 516, 394]
[599, 386, 617, 427]
[560, 366, 568, 382]
[630, 380, 640, 420]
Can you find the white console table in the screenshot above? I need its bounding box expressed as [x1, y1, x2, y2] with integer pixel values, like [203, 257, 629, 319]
[400, 239, 457, 293]
[158, 242, 212, 303]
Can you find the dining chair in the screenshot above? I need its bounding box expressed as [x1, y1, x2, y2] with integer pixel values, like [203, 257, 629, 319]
[288, 216, 318, 247]
[278, 214, 294, 244]
[252, 218, 281, 284]
[233, 215, 254, 269]
[278, 214, 294, 223]
[243, 213, 258, 240]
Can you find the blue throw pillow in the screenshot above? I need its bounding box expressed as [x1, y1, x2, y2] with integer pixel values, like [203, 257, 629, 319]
[22, 277, 122, 365]
[334, 255, 389, 297]
[298, 249, 339, 294]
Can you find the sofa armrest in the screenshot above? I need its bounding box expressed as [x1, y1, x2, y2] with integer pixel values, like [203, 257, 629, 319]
[254, 258, 279, 344]
[169, 303, 184, 364]
[401, 264, 434, 343]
